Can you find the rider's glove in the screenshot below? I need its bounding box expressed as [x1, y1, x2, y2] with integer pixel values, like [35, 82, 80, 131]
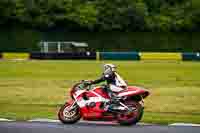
[84, 80, 93, 86]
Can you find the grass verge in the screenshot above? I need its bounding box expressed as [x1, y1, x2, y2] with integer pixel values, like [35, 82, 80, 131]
[0, 60, 200, 124]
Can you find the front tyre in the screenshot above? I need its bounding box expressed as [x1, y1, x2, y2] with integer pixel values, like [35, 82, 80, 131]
[117, 101, 143, 125]
[58, 102, 81, 124]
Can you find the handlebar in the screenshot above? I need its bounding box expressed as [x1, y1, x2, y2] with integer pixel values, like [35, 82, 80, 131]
[76, 80, 92, 91]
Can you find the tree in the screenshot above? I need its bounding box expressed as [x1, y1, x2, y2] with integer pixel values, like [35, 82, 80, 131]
[95, 0, 148, 31]
[0, 0, 15, 24]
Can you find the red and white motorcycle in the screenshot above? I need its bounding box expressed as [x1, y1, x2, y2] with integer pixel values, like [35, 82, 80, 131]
[58, 80, 150, 125]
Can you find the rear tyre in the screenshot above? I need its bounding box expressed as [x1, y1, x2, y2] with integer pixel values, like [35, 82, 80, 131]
[58, 102, 81, 124]
[117, 101, 143, 125]
[136, 106, 144, 123]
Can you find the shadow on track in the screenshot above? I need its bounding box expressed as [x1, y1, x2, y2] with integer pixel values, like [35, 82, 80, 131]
[55, 121, 148, 127]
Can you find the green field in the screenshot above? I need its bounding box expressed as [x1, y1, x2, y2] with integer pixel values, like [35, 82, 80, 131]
[0, 60, 200, 124]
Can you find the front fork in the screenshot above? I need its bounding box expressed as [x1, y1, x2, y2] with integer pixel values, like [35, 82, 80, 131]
[65, 100, 79, 111]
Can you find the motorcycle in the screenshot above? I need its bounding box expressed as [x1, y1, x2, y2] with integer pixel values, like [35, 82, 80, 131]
[58, 80, 150, 125]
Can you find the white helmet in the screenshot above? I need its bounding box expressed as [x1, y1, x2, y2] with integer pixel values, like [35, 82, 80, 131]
[103, 64, 117, 74]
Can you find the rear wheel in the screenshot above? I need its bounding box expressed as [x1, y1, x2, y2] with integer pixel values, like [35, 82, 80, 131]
[136, 106, 144, 123]
[58, 102, 81, 124]
[117, 101, 143, 125]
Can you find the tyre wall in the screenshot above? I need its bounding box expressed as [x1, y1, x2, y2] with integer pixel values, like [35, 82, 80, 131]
[100, 52, 140, 60]
[30, 52, 96, 60]
[0, 52, 200, 61]
[2, 53, 30, 60]
[139, 52, 182, 61]
[182, 53, 200, 61]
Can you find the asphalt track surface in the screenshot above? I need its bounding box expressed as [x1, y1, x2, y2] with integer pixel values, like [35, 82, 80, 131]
[0, 121, 200, 133]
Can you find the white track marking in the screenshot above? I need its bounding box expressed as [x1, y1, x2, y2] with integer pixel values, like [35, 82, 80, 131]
[0, 118, 14, 121]
[28, 119, 59, 123]
[170, 123, 200, 127]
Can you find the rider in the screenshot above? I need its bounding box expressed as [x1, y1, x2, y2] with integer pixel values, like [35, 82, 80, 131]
[86, 64, 127, 111]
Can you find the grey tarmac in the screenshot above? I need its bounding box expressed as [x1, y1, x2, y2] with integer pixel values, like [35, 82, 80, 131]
[0, 121, 200, 133]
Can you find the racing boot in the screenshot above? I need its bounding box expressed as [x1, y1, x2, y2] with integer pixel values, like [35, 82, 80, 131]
[110, 92, 122, 104]
[104, 95, 126, 113]
[105, 103, 126, 113]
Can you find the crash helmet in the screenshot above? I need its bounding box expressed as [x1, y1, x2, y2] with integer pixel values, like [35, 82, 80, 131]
[103, 64, 117, 75]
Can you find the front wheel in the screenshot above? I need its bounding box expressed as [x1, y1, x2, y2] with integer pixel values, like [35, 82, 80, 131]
[58, 102, 81, 124]
[117, 101, 143, 125]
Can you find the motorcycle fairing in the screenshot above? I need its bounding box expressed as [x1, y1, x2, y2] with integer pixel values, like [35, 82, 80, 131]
[117, 86, 149, 98]
[73, 87, 109, 109]
[74, 87, 111, 120]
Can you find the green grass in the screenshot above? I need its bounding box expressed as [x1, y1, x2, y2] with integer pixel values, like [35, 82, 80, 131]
[0, 60, 200, 124]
